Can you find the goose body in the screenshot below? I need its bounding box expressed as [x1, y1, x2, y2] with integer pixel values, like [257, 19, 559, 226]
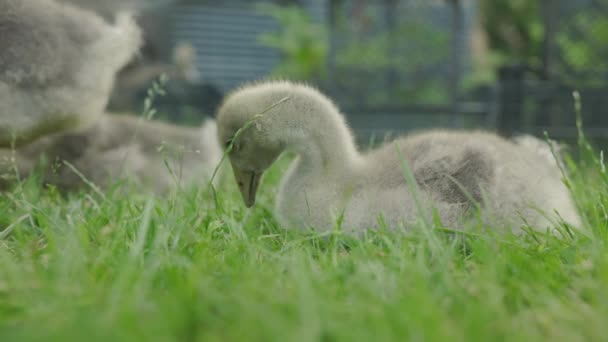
[0, 114, 222, 193]
[217, 81, 580, 233]
[0, 0, 141, 147]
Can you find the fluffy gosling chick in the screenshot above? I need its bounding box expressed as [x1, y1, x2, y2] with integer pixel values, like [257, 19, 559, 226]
[216, 81, 581, 234]
[0, 0, 141, 147]
[0, 114, 222, 194]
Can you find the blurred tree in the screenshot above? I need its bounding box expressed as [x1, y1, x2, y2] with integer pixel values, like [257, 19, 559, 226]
[334, 20, 449, 104]
[257, 2, 449, 104]
[256, 3, 328, 81]
[557, 0, 608, 83]
[331, 1, 449, 104]
[479, 0, 543, 68]
[479, 0, 608, 84]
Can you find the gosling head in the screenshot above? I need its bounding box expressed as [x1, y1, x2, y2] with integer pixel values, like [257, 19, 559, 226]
[216, 82, 292, 207]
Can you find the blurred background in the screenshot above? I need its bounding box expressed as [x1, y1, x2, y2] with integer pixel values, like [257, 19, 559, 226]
[72, 0, 608, 144]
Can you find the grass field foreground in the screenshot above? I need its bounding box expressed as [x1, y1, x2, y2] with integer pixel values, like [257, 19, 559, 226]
[1, 121, 608, 341]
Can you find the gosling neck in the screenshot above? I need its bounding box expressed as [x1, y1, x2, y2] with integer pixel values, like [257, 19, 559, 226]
[273, 100, 360, 172]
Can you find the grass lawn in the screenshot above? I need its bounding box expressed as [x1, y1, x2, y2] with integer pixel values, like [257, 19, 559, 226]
[0, 137, 607, 342]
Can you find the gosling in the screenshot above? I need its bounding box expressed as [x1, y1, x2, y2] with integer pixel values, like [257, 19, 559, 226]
[216, 81, 581, 234]
[0, 114, 222, 194]
[0, 0, 141, 147]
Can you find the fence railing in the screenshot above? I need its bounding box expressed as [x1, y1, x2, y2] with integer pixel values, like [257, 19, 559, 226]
[331, 66, 608, 144]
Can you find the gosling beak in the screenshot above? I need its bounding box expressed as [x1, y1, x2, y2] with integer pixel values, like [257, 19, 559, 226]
[231, 165, 263, 208]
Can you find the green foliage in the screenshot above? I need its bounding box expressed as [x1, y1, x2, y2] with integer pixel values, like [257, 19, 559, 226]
[334, 18, 449, 104]
[480, 0, 544, 67]
[336, 23, 448, 71]
[479, 0, 608, 84]
[257, 4, 328, 81]
[256, 3, 449, 104]
[556, 2, 608, 83]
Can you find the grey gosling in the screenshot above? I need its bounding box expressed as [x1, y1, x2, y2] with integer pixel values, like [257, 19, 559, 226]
[0, 114, 222, 194]
[216, 81, 581, 234]
[0, 0, 141, 147]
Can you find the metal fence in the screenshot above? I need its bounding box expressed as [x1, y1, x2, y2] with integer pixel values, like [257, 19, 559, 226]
[135, 0, 608, 143]
[492, 0, 608, 141]
[321, 0, 608, 142]
[322, 0, 482, 140]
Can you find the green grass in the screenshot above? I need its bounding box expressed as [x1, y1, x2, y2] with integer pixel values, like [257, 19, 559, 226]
[1, 137, 608, 341]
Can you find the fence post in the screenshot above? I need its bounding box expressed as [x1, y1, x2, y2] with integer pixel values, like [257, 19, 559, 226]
[539, 0, 560, 128]
[384, 0, 398, 89]
[447, 0, 464, 128]
[326, 0, 338, 95]
[540, 0, 558, 81]
[497, 65, 526, 135]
